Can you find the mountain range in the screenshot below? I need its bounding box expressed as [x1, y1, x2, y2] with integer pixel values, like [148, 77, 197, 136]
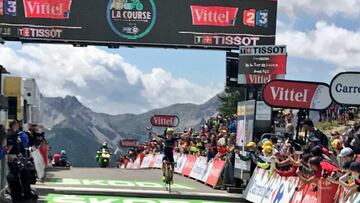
[40, 95, 221, 167]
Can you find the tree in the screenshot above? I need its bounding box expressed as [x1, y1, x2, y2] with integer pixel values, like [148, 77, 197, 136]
[218, 86, 245, 117]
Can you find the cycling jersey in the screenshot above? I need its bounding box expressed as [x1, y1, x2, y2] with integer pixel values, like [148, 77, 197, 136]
[158, 135, 181, 163]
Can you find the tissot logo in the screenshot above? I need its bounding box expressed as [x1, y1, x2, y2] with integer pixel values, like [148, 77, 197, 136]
[190, 6, 238, 26]
[194, 35, 259, 46]
[19, 27, 63, 38]
[23, 0, 72, 19]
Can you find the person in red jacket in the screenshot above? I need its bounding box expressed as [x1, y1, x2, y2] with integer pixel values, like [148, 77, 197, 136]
[296, 156, 338, 191]
[52, 152, 61, 166]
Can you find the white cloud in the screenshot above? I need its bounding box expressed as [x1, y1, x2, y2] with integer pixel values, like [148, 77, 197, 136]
[0, 44, 222, 114]
[278, 21, 360, 71]
[279, 0, 360, 19]
[140, 68, 221, 108]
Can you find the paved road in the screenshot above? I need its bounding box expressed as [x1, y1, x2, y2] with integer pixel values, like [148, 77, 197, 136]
[30, 167, 245, 203]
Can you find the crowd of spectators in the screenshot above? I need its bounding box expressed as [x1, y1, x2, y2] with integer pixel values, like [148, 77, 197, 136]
[118, 114, 238, 166]
[118, 107, 360, 200]
[3, 120, 48, 201]
[245, 116, 360, 201]
[319, 104, 359, 123]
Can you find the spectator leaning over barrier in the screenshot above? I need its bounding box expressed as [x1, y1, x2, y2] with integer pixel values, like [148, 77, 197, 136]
[338, 162, 360, 201]
[303, 118, 329, 148]
[237, 142, 264, 165]
[296, 156, 338, 192]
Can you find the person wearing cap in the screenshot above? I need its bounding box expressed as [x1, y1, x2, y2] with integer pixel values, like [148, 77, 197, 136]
[338, 147, 360, 168]
[303, 118, 329, 148]
[237, 141, 265, 167]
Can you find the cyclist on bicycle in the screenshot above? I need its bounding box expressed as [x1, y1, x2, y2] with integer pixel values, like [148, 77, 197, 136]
[152, 127, 190, 182]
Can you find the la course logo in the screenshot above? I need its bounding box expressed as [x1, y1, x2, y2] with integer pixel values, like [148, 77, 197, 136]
[106, 0, 156, 40]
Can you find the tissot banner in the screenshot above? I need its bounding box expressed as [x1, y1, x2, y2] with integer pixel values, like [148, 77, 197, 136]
[238, 45, 287, 84]
[0, 0, 277, 49]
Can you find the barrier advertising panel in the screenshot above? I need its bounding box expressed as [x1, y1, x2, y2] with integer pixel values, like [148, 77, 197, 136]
[244, 168, 299, 203]
[263, 80, 332, 110]
[0, 0, 277, 49]
[330, 72, 360, 106]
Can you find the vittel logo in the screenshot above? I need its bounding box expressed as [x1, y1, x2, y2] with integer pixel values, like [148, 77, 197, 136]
[263, 80, 332, 110]
[150, 115, 179, 127]
[191, 6, 238, 26]
[23, 0, 72, 19]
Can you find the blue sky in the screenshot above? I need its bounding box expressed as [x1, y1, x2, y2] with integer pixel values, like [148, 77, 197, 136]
[1, 1, 360, 114]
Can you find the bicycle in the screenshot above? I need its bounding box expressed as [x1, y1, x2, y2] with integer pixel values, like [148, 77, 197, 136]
[163, 160, 174, 193]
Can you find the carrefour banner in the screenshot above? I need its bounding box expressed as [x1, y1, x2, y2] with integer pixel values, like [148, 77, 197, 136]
[0, 0, 277, 49]
[243, 168, 299, 203]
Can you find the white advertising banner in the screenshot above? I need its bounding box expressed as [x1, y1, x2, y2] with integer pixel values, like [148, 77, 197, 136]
[154, 154, 164, 168]
[175, 154, 187, 174]
[140, 155, 151, 168]
[31, 148, 45, 179]
[189, 157, 208, 180]
[330, 72, 360, 105]
[235, 152, 250, 171]
[256, 101, 272, 121]
[200, 160, 213, 183]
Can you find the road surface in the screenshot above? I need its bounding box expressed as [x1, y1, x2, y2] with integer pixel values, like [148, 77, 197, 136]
[29, 167, 246, 203]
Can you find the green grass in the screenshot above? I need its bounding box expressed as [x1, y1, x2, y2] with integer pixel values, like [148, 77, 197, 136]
[315, 121, 342, 133]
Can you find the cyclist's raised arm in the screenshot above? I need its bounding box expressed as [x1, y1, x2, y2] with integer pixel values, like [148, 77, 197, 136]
[151, 131, 166, 140]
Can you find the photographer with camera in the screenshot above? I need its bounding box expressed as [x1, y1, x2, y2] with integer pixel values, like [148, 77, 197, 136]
[6, 120, 38, 202]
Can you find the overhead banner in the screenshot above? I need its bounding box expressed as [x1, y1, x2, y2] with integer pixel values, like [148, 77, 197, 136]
[238, 45, 287, 84]
[330, 72, 360, 106]
[0, 0, 277, 49]
[263, 80, 332, 110]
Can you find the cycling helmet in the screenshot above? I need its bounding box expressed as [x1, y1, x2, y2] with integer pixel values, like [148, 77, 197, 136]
[166, 128, 174, 134]
[103, 142, 108, 147]
[60, 150, 66, 155]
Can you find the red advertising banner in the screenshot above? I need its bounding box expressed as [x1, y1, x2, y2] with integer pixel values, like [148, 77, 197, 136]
[318, 178, 338, 203]
[182, 155, 197, 177]
[119, 139, 138, 148]
[150, 115, 179, 127]
[190, 6, 238, 27]
[263, 80, 332, 110]
[206, 159, 226, 187]
[290, 184, 317, 203]
[23, 0, 72, 19]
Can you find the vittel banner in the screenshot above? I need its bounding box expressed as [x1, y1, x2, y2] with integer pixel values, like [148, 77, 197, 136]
[0, 0, 277, 49]
[150, 115, 180, 127]
[330, 72, 360, 106]
[263, 80, 332, 110]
